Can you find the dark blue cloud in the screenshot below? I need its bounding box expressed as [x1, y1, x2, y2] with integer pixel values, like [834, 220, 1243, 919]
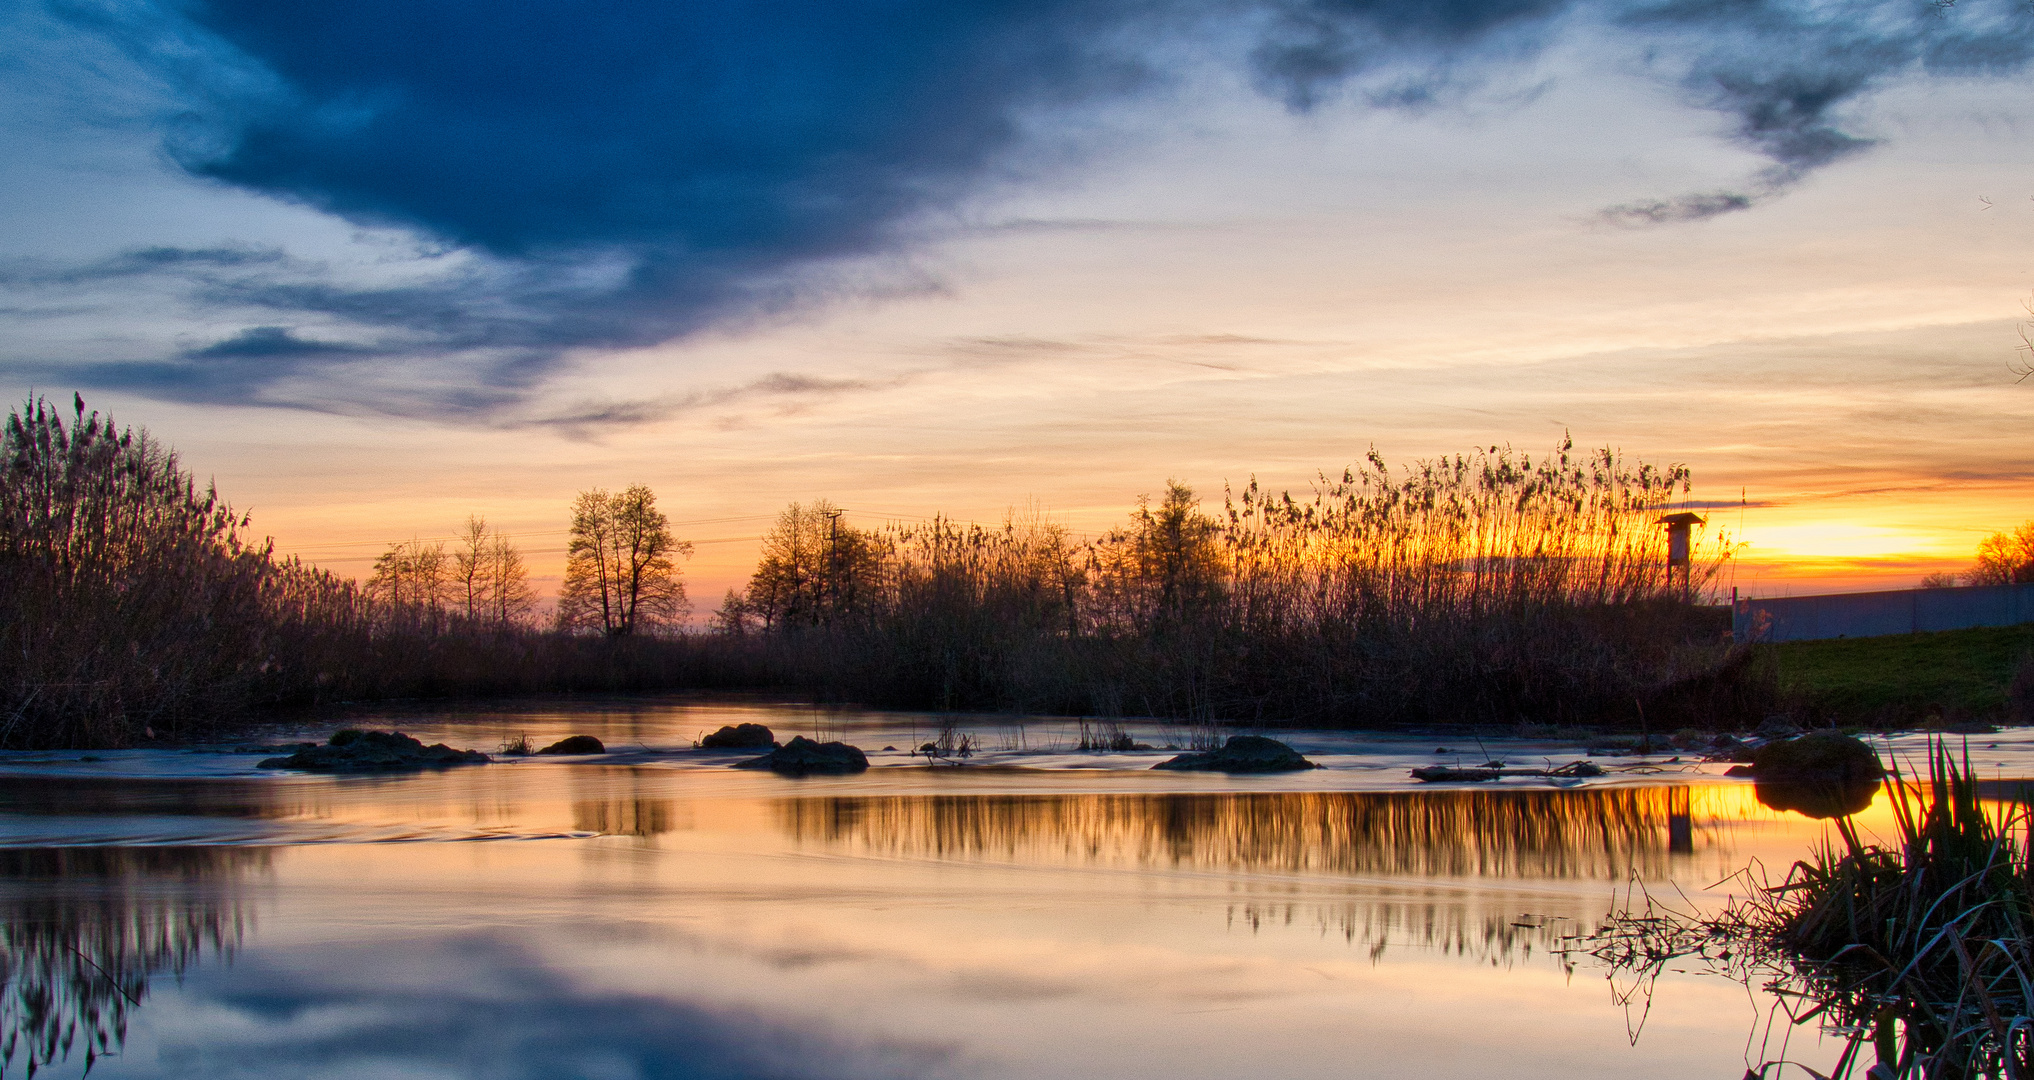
[141, 934, 956, 1080]
[163, 1, 1151, 260]
[1249, 0, 1572, 109]
[11, 0, 2034, 415]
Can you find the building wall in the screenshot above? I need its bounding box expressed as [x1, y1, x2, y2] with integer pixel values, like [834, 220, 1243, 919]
[1734, 583, 2034, 643]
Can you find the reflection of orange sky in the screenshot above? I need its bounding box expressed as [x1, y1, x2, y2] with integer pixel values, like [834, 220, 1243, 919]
[239, 776, 1885, 1079]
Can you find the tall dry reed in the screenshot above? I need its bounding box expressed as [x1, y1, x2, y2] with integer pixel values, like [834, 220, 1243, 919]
[723, 438, 1754, 728]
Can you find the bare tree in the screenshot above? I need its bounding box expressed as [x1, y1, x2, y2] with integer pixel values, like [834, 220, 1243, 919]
[453, 515, 491, 623]
[368, 537, 448, 632]
[557, 485, 691, 636]
[487, 530, 537, 629]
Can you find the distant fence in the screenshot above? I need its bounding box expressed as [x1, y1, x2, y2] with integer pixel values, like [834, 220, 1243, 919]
[1734, 582, 2034, 643]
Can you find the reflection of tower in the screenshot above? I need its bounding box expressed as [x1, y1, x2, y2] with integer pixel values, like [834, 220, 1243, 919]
[1658, 512, 1706, 600]
[1667, 786, 1694, 855]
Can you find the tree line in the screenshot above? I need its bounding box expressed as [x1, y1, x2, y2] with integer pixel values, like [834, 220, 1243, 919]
[0, 395, 1756, 748]
[710, 441, 1755, 728]
[0, 396, 728, 747]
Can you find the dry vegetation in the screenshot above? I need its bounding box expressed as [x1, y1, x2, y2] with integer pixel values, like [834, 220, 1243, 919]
[1592, 744, 2034, 1079]
[0, 397, 748, 748]
[0, 396, 1762, 746]
[721, 440, 1762, 728]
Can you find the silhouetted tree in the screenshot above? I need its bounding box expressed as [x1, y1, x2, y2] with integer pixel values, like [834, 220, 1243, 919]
[486, 529, 537, 628]
[454, 515, 491, 622]
[1969, 522, 2034, 585]
[558, 485, 690, 636]
[1094, 481, 1225, 633]
[732, 500, 882, 631]
[368, 537, 448, 633]
[448, 514, 536, 629]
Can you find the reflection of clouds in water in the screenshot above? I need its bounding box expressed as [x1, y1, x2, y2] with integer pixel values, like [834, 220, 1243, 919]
[0, 846, 261, 1077]
[780, 787, 1725, 881]
[139, 936, 955, 1080]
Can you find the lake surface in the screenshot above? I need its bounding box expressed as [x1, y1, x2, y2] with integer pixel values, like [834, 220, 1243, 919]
[4, 697, 2030, 1080]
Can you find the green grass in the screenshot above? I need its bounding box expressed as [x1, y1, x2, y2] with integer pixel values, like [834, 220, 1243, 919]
[1774, 623, 2034, 725]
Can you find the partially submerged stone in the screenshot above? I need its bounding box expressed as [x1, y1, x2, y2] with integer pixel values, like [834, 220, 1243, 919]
[1749, 731, 1884, 784]
[1153, 735, 1316, 773]
[732, 735, 868, 776]
[259, 730, 490, 773]
[537, 735, 605, 755]
[701, 723, 778, 749]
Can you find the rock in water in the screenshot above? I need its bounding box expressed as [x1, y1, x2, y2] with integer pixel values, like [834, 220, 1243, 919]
[701, 723, 778, 749]
[732, 735, 868, 776]
[259, 730, 490, 772]
[1750, 731, 1885, 784]
[536, 735, 605, 755]
[1153, 735, 1317, 773]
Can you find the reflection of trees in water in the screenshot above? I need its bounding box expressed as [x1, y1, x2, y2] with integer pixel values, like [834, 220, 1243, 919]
[571, 798, 675, 837]
[781, 789, 1726, 966]
[1225, 897, 1587, 967]
[780, 788, 1717, 881]
[0, 778, 296, 820]
[0, 847, 260, 1077]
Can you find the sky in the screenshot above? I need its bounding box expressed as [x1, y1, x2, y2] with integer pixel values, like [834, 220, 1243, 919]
[3, 0, 2034, 610]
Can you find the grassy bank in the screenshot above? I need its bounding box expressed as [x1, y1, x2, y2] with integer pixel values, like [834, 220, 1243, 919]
[1775, 623, 2034, 727]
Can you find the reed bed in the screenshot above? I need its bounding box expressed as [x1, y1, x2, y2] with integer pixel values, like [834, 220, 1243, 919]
[727, 439, 1757, 728]
[1590, 743, 2034, 1079]
[0, 397, 775, 748]
[0, 393, 1755, 743]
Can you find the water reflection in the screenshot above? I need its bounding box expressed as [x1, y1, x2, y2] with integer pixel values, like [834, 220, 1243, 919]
[1755, 778, 1883, 819]
[0, 847, 259, 1076]
[1224, 896, 1590, 966]
[781, 787, 1732, 881]
[0, 778, 296, 820]
[571, 797, 677, 838]
[780, 787, 1768, 967]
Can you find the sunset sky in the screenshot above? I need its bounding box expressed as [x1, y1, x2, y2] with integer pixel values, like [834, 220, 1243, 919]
[4, 0, 2033, 610]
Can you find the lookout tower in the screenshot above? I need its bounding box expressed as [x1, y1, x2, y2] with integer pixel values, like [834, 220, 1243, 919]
[1658, 512, 1705, 598]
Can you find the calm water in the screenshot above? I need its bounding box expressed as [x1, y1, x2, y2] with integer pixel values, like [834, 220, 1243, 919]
[3, 698, 2030, 1080]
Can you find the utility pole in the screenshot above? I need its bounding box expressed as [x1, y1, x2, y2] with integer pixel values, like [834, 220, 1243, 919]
[824, 508, 845, 619]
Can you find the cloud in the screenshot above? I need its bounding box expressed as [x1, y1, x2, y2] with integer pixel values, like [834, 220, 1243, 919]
[142, 934, 956, 1080]
[1247, 0, 1572, 111]
[1255, 0, 2034, 222]
[1597, 189, 1757, 225]
[7, 0, 2034, 413]
[528, 370, 918, 437]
